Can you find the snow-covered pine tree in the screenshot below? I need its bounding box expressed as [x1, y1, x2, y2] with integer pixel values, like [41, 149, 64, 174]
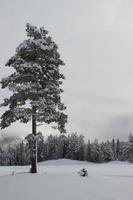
[0, 23, 67, 173]
[85, 139, 92, 162]
[91, 139, 102, 163]
[101, 141, 113, 162]
[111, 139, 116, 161]
[116, 138, 120, 160]
[126, 134, 133, 162]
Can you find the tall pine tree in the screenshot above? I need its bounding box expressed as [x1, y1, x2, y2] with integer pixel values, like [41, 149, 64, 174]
[0, 23, 67, 173]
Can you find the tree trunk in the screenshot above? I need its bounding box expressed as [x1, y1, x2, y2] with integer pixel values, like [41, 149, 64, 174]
[31, 106, 37, 173]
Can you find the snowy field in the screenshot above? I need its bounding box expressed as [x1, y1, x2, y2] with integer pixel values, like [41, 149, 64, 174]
[0, 159, 133, 200]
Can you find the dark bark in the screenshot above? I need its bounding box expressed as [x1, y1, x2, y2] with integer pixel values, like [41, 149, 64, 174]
[30, 106, 37, 173]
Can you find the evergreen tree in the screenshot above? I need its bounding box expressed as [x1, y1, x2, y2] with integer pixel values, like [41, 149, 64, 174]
[116, 138, 120, 160]
[111, 139, 116, 160]
[91, 139, 102, 163]
[67, 133, 81, 160]
[101, 141, 113, 162]
[58, 134, 69, 158]
[0, 24, 67, 173]
[85, 139, 92, 162]
[0, 147, 3, 165]
[78, 135, 85, 161]
[126, 134, 133, 162]
[119, 141, 128, 161]
[15, 141, 25, 165]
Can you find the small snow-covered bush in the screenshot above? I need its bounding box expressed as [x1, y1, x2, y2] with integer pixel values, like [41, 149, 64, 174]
[78, 168, 88, 177]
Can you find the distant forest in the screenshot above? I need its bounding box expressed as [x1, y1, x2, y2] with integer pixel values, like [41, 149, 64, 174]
[0, 133, 133, 166]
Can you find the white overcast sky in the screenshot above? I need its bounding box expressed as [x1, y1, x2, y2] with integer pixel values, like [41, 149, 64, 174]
[1, 0, 133, 141]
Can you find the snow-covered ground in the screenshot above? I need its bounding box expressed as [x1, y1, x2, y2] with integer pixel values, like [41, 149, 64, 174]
[0, 159, 133, 200]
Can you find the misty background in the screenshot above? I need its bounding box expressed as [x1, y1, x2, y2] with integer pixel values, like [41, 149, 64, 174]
[1, 0, 133, 141]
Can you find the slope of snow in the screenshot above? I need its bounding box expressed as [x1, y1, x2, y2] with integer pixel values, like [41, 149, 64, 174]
[0, 159, 133, 200]
[39, 158, 91, 165]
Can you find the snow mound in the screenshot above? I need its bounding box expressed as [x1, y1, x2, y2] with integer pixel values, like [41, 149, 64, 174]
[39, 158, 90, 166]
[39, 158, 132, 166]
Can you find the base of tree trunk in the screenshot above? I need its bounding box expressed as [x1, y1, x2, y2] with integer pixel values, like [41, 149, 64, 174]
[30, 168, 37, 173]
[30, 163, 37, 173]
[30, 157, 37, 173]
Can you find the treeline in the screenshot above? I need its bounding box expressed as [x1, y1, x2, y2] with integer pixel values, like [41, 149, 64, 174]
[0, 133, 133, 165]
